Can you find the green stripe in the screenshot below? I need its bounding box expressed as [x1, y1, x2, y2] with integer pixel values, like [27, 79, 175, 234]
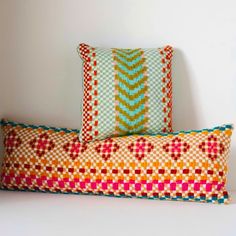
[113, 48, 149, 134]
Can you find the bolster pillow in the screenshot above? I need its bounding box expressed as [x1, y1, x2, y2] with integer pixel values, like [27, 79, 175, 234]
[0, 119, 233, 204]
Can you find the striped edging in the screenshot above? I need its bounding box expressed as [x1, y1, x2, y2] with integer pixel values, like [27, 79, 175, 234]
[140, 123, 233, 137]
[0, 187, 229, 204]
[0, 119, 233, 137]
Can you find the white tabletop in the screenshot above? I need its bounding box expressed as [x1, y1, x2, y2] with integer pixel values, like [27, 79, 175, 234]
[0, 190, 235, 236]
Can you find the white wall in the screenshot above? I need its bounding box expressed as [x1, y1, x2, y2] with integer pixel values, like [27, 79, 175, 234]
[0, 0, 235, 190]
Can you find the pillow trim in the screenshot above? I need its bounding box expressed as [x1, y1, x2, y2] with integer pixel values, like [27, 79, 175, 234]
[0, 119, 233, 136]
[0, 187, 229, 204]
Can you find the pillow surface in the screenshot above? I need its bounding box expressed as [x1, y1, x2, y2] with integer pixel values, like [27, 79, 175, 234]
[78, 44, 173, 142]
[0, 119, 233, 204]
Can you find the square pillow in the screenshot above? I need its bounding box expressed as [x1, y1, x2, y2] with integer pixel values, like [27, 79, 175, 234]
[0, 119, 233, 204]
[78, 44, 173, 142]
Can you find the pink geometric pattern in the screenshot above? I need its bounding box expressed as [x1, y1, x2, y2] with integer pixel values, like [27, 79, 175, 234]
[4, 130, 22, 155]
[63, 137, 87, 160]
[95, 139, 120, 161]
[1, 120, 232, 204]
[29, 133, 55, 157]
[2, 172, 225, 194]
[198, 135, 225, 161]
[127, 137, 154, 161]
[163, 137, 190, 161]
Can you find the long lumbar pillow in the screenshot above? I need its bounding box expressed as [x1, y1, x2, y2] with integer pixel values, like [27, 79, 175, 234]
[0, 119, 233, 204]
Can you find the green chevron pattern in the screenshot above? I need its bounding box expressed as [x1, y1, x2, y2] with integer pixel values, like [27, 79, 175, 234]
[78, 43, 174, 142]
[112, 48, 149, 134]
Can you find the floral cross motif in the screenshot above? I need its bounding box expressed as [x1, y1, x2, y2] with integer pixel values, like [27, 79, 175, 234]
[95, 139, 120, 161]
[163, 137, 190, 161]
[29, 133, 55, 157]
[4, 130, 22, 155]
[198, 135, 225, 161]
[63, 137, 87, 160]
[127, 137, 154, 161]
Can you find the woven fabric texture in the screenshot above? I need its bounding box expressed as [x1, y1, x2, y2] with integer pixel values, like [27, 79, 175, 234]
[0, 120, 233, 204]
[78, 44, 173, 142]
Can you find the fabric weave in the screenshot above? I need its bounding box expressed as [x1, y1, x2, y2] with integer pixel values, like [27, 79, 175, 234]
[0, 120, 233, 204]
[78, 44, 173, 142]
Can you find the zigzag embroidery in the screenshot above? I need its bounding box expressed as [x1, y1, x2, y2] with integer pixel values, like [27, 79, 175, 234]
[113, 48, 149, 134]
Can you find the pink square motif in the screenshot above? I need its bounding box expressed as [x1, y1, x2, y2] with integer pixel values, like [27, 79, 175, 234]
[182, 183, 188, 191]
[135, 183, 141, 191]
[206, 184, 212, 192]
[113, 183, 118, 190]
[59, 181, 65, 188]
[146, 183, 152, 191]
[194, 183, 200, 191]
[170, 183, 176, 191]
[91, 182, 97, 189]
[102, 183, 107, 190]
[80, 182, 85, 189]
[217, 184, 223, 191]
[124, 183, 130, 190]
[15, 177, 22, 185]
[158, 183, 164, 191]
[69, 181, 75, 188]
[36, 178, 42, 186]
[47, 180, 53, 187]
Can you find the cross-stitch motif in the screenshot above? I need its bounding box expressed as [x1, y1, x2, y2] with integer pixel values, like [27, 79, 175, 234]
[0, 120, 233, 204]
[78, 44, 173, 142]
[95, 138, 120, 161]
[63, 137, 87, 160]
[163, 137, 190, 161]
[127, 137, 154, 161]
[198, 135, 225, 161]
[29, 133, 55, 157]
[4, 130, 22, 155]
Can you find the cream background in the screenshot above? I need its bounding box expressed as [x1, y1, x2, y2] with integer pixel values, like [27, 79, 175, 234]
[0, 0, 235, 191]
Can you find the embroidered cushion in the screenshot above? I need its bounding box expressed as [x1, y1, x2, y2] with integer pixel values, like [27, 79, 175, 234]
[0, 119, 233, 204]
[78, 44, 173, 142]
